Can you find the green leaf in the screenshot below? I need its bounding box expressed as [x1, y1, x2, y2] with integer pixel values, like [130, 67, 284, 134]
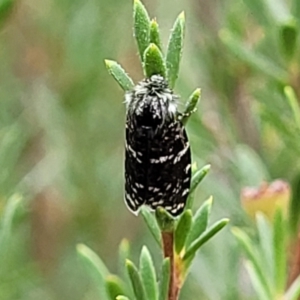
[126, 259, 147, 300]
[105, 60, 134, 91]
[76, 244, 109, 300]
[118, 239, 135, 299]
[133, 0, 150, 62]
[175, 209, 193, 254]
[0, 0, 14, 26]
[106, 275, 128, 300]
[279, 20, 298, 59]
[183, 218, 229, 262]
[256, 213, 274, 283]
[159, 258, 170, 300]
[143, 43, 166, 78]
[189, 164, 211, 195]
[219, 29, 289, 83]
[245, 260, 272, 300]
[292, 0, 300, 20]
[118, 239, 130, 279]
[284, 86, 300, 130]
[273, 209, 286, 294]
[140, 246, 158, 300]
[140, 206, 162, 247]
[185, 197, 212, 248]
[285, 275, 300, 300]
[150, 19, 162, 51]
[0, 194, 21, 247]
[166, 12, 185, 88]
[232, 228, 272, 299]
[181, 88, 201, 125]
[116, 296, 131, 300]
[155, 207, 175, 232]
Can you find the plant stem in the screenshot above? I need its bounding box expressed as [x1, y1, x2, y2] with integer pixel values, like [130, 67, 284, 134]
[162, 231, 180, 300]
[288, 233, 300, 292]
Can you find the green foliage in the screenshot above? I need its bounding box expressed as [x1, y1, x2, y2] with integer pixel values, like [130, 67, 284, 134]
[159, 258, 170, 300]
[2, 0, 300, 299]
[175, 209, 192, 254]
[133, 0, 151, 62]
[140, 207, 162, 248]
[143, 43, 166, 78]
[165, 12, 185, 88]
[150, 19, 162, 52]
[183, 218, 229, 263]
[107, 0, 189, 90]
[139, 247, 158, 300]
[233, 211, 300, 300]
[105, 60, 134, 91]
[0, 194, 21, 248]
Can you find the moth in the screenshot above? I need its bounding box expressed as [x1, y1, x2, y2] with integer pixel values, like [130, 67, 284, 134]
[124, 75, 191, 216]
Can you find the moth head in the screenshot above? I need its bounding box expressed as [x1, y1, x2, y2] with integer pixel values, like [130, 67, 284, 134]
[125, 75, 178, 126]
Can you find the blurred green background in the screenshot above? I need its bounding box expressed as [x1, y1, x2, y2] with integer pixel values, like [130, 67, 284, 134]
[1, 0, 300, 299]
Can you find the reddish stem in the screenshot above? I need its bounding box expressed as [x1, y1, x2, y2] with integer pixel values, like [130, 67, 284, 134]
[288, 233, 300, 289]
[162, 231, 180, 300]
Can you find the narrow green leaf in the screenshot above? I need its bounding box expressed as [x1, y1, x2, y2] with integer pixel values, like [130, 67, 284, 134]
[105, 60, 134, 91]
[183, 218, 229, 261]
[150, 19, 162, 51]
[0, 0, 14, 26]
[106, 275, 128, 300]
[232, 228, 272, 298]
[155, 207, 175, 232]
[285, 275, 300, 300]
[182, 88, 201, 125]
[273, 209, 286, 294]
[133, 0, 150, 62]
[189, 164, 211, 195]
[140, 206, 162, 247]
[245, 260, 272, 300]
[143, 43, 166, 78]
[166, 12, 185, 88]
[185, 197, 212, 248]
[126, 259, 147, 300]
[76, 244, 109, 300]
[0, 194, 21, 246]
[140, 246, 158, 300]
[220, 29, 288, 83]
[284, 86, 300, 130]
[159, 258, 170, 300]
[279, 20, 298, 59]
[116, 296, 131, 300]
[292, 0, 300, 20]
[118, 239, 130, 279]
[175, 209, 193, 254]
[256, 213, 274, 283]
[118, 239, 135, 299]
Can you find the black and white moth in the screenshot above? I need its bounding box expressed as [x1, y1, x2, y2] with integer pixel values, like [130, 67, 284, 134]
[124, 75, 191, 217]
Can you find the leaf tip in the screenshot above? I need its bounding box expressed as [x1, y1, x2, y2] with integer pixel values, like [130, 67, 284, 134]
[125, 258, 132, 265]
[203, 164, 211, 173]
[104, 59, 114, 67]
[207, 195, 213, 206]
[76, 243, 86, 254]
[179, 11, 185, 22]
[151, 18, 158, 26]
[222, 218, 230, 224]
[194, 88, 201, 97]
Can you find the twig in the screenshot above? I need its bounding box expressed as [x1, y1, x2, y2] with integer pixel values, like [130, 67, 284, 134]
[162, 231, 180, 300]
